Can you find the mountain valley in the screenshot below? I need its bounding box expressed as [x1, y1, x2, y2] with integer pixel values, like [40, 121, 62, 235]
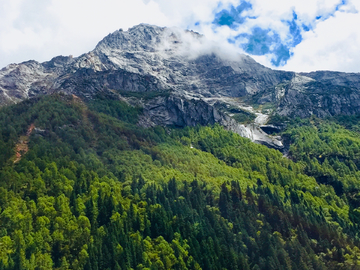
[1, 24, 360, 269]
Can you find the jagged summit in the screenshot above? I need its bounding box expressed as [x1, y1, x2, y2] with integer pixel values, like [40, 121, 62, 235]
[0, 23, 288, 103]
[95, 24, 203, 54]
[2, 24, 360, 150]
[95, 24, 166, 53]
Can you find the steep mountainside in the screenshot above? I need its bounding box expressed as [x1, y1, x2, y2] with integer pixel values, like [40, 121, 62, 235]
[1, 24, 360, 150]
[1, 94, 360, 269]
[3, 24, 360, 270]
[0, 24, 291, 103]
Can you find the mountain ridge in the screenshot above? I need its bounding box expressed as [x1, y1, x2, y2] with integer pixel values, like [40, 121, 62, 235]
[1, 24, 360, 150]
[2, 25, 360, 269]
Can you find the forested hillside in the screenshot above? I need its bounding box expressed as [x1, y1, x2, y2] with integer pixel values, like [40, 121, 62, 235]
[1, 94, 360, 269]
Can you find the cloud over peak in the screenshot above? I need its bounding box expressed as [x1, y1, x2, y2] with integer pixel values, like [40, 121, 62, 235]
[0, 0, 359, 72]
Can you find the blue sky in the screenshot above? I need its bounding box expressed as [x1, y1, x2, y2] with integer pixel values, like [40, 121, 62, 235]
[213, 5, 306, 66]
[209, 0, 352, 68]
[0, 0, 359, 72]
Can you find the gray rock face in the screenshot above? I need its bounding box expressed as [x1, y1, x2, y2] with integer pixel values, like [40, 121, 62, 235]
[91, 24, 293, 97]
[250, 71, 360, 118]
[1, 24, 291, 101]
[1, 24, 360, 150]
[273, 73, 360, 118]
[137, 95, 221, 128]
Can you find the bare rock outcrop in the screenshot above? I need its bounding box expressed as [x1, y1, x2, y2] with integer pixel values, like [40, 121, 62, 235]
[2, 24, 360, 150]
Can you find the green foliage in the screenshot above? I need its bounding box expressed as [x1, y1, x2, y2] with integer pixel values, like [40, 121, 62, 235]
[268, 114, 290, 126]
[88, 96, 142, 125]
[232, 112, 256, 124]
[0, 94, 359, 269]
[284, 117, 360, 242]
[214, 103, 256, 124]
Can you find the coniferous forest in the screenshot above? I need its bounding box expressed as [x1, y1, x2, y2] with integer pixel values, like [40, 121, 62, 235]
[1, 94, 360, 269]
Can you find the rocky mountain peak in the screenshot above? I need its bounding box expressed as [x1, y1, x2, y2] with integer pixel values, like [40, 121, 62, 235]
[95, 24, 166, 54]
[3, 24, 360, 151]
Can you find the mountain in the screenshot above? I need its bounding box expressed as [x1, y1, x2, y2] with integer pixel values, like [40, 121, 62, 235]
[3, 23, 359, 151]
[0, 24, 360, 117]
[2, 24, 360, 150]
[2, 24, 360, 269]
[0, 93, 359, 270]
[0, 24, 290, 101]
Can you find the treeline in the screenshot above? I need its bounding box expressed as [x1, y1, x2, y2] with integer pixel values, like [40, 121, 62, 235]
[0, 94, 360, 269]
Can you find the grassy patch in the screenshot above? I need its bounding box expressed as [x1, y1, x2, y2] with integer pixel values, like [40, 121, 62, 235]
[232, 111, 256, 124]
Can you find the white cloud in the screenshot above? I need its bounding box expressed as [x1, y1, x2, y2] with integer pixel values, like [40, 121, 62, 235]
[156, 26, 245, 63]
[146, 0, 360, 72]
[0, 0, 168, 68]
[284, 9, 360, 72]
[0, 0, 360, 72]
[212, 0, 360, 72]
